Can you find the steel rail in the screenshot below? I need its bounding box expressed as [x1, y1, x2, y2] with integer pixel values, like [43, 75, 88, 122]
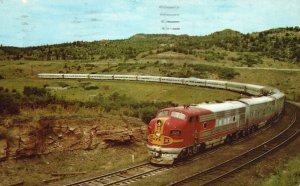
[65, 162, 152, 186]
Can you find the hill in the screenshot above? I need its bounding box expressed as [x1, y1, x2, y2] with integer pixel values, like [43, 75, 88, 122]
[0, 27, 300, 63]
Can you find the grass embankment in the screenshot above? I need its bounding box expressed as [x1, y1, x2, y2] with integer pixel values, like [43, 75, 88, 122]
[260, 156, 300, 186]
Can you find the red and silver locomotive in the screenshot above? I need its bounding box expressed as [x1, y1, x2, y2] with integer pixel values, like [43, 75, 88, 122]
[147, 95, 284, 165]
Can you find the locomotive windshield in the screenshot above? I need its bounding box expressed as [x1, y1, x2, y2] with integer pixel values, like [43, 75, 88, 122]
[171, 111, 186, 120]
[157, 110, 169, 117]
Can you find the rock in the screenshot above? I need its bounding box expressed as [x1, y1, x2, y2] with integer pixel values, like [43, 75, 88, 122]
[0, 139, 8, 160]
[103, 130, 133, 146]
[68, 127, 76, 132]
[96, 130, 110, 136]
[16, 134, 38, 157]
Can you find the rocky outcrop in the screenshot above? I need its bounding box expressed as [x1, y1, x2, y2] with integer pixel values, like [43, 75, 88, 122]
[1, 116, 147, 160]
[102, 129, 134, 146]
[0, 139, 8, 160]
[16, 134, 39, 157]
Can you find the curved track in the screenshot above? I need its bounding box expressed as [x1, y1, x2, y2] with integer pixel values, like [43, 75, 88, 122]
[168, 102, 299, 186]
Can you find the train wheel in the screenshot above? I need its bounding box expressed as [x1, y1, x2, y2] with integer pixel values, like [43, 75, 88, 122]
[178, 149, 188, 159]
[234, 132, 240, 140]
[242, 130, 248, 137]
[251, 126, 255, 133]
[192, 145, 199, 154]
[199, 143, 206, 151]
[188, 147, 193, 156]
[225, 135, 232, 144]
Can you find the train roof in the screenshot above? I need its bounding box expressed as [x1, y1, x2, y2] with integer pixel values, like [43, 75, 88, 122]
[192, 101, 246, 113]
[64, 73, 88, 76]
[239, 96, 274, 105]
[38, 73, 62, 75]
[206, 79, 227, 83]
[160, 106, 213, 116]
[270, 91, 285, 99]
[139, 75, 161, 78]
[226, 81, 245, 86]
[114, 74, 137, 77]
[244, 84, 265, 89]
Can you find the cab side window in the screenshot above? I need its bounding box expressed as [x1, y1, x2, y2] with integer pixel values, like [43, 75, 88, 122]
[189, 116, 197, 123]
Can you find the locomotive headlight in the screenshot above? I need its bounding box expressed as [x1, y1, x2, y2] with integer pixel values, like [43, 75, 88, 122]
[157, 120, 162, 127]
[155, 131, 161, 137]
[170, 130, 181, 135]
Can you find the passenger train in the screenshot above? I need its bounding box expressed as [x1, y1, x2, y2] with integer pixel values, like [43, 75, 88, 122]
[38, 73, 285, 165]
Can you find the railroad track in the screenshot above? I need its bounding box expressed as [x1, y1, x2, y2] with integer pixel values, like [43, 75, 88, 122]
[64, 162, 167, 186]
[65, 103, 297, 186]
[65, 139, 236, 186]
[64, 148, 222, 186]
[168, 102, 299, 186]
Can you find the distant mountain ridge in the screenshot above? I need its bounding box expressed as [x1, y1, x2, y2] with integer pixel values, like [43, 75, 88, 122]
[0, 27, 300, 63]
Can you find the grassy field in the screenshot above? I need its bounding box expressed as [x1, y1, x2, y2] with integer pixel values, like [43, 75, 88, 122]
[0, 78, 243, 104]
[0, 55, 299, 186]
[1, 56, 299, 100]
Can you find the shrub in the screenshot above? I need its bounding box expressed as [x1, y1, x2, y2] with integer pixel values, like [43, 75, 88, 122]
[218, 68, 239, 79]
[140, 106, 157, 124]
[84, 85, 99, 90]
[23, 86, 47, 97]
[0, 92, 20, 115]
[57, 82, 69, 88]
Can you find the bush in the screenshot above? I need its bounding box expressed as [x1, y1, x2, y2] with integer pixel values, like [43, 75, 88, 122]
[0, 92, 20, 115]
[57, 82, 69, 88]
[140, 106, 157, 124]
[91, 92, 177, 123]
[187, 64, 239, 79]
[22, 86, 59, 107]
[0, 74, 4, 79]
[23, 86, 47, 97]
[218, 68, 239, 79]
[84, 85, 99, 90]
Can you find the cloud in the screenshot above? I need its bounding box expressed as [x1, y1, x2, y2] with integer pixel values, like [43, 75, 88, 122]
[1, 0, 300, 47]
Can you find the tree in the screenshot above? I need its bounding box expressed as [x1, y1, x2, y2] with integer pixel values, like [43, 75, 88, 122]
[293, 47, 300, 63]
[0, 92, 20, 115]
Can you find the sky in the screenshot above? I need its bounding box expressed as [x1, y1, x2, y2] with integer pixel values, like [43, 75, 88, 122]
[0, 0, 299, 47]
